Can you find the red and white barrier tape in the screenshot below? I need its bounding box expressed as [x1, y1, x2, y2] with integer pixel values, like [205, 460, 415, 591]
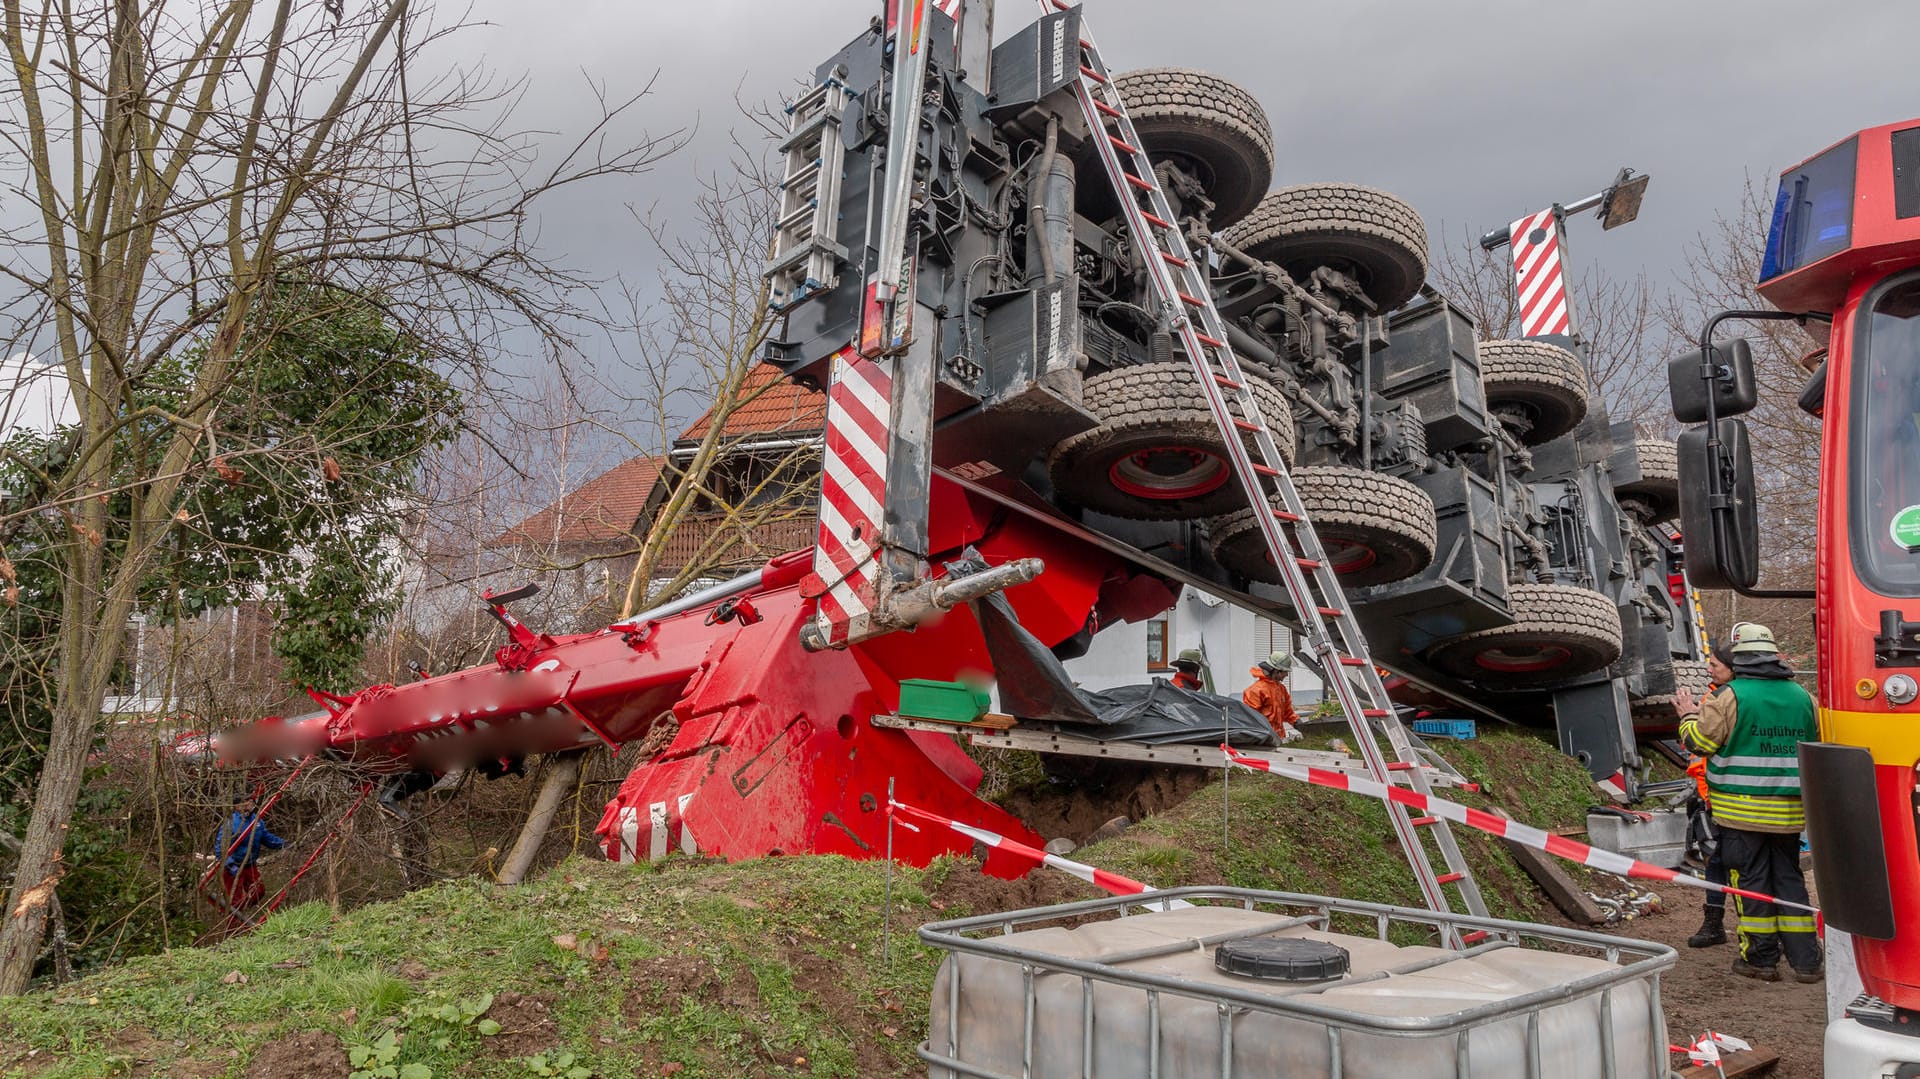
[1670, 1031, 1751, 1068]
[888, 799, 1185, 905]
[1221, 746, 1822, 922]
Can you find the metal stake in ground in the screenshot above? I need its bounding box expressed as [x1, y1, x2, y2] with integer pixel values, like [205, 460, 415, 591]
[883, 776, 895, 966]
[1222, 704, 1231, 858]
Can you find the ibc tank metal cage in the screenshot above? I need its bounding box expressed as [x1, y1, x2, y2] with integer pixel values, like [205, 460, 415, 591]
[916, 886, 1676, 1079]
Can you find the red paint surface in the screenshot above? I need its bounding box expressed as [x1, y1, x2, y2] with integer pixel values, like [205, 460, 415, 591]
[1765, 125, 1920, 1007]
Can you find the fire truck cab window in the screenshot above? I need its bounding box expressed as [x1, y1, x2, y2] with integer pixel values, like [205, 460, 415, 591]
[1853, 274, 1920, 597]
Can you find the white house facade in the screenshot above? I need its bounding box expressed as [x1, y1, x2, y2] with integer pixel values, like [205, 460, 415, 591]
[1060, 587, 1322, 705]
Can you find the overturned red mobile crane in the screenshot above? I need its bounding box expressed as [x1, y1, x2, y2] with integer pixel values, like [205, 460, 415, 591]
[220, 0, 1675, 923]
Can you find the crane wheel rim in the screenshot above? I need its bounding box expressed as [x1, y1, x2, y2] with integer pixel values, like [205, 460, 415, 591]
[1251, 535, 1381, 575]
[1472, 643, 1574, 674]
[1317, 536, 1381, 575]
[1108, 445, 1233, 500]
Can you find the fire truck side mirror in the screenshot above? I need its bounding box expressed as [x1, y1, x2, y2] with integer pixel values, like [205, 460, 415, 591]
[1676, 418, 1759, 591]
[1667, 338, 1758, 423]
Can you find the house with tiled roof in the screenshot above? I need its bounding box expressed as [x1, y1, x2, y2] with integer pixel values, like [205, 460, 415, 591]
[495, 364, 825, 589]
[493, 454, 668, 555]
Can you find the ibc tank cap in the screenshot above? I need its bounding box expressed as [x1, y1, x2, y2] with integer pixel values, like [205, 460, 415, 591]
[1214, 937, 1350, 982]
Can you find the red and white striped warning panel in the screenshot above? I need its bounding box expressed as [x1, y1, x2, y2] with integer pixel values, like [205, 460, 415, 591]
[1508, 208, 1572, 338]
[604, 792, 699, 864]
[889, 799, 1184, 904]
[1594, 770, 1631, 803]
[809, 346, 893, 647]
[1221, 746, 1821, 920]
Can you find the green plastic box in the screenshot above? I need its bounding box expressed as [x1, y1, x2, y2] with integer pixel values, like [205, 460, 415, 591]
[898, 679, 992, 723]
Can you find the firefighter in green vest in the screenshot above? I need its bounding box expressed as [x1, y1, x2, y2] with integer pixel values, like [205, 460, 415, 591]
[1675, 621, 1821, 983]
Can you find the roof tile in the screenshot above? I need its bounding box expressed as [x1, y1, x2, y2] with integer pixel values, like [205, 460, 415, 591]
[494, 454, 664, 547]
[677, 364, 826, 443]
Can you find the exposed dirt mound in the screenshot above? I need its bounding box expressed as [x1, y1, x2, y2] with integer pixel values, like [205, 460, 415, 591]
[782, 946, 900, 1078]
[482, 991, 560, 1060]
[996, 762, 1214, 844]
[621, 955, 754, 1020]
[618, 904, 915, 1076]
[244, 1030, 347, 1079]
[931, 856, 1101, 918]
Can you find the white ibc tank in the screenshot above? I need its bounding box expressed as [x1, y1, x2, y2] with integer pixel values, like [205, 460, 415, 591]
[926, 903, 1671, 1079]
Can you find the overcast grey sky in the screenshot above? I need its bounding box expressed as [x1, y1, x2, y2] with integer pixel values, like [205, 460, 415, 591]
[462, 0, 1915, 369]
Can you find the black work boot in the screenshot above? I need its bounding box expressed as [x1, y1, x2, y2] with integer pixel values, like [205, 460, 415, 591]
[1784, 933, 1824, 979]
[1731, 958, 1780, 982]
[1687, 907, 1727, 948]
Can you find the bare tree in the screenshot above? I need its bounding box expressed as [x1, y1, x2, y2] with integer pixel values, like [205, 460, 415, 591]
[1430, 224, 1667, 426]
[492, 133, 829, 885]
[0, 0, 681, 992]
[613, 157, 821, 618]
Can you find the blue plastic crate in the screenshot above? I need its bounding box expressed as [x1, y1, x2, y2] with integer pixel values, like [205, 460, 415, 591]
[1412, 718, 1477, 740]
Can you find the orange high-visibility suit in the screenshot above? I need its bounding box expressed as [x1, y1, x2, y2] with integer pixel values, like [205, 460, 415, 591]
[1687, 756, 1710, 801]
[1243, 667, 1299, 739]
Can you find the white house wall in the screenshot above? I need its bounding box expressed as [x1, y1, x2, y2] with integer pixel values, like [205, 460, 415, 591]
[1055, 589, 1322, 706]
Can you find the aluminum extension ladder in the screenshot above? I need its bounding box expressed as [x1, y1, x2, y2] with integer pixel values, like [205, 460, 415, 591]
[766, 66, 851, 312]
[1045, 0, 1487, 923]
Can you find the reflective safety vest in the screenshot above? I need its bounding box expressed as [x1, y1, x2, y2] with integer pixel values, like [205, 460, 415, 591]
[1706, 677, 1817, 831]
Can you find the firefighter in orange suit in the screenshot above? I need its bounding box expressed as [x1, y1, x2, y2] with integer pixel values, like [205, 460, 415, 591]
[1684, 638, 1736, 948]
[1243, 651, 1301, 743]
[1169, 648, 1209, 692]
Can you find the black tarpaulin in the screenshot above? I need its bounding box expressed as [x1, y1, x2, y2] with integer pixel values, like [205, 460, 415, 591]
[967, 577, 1275, 747]
[969, 583, 1104, 726]
[1073, 680, 1278, 746]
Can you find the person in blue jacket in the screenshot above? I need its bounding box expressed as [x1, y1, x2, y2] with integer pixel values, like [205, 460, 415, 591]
[212, 793, 284, 925]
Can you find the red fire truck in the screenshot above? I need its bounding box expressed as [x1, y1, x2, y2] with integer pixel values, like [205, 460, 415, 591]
[1673, 118, 1920, 1072]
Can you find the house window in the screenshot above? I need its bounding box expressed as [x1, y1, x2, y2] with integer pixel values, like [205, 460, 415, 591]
[1146, 617, 1169, 671]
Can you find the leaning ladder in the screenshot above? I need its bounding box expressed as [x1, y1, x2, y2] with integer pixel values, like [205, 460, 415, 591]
[1046, 0, 1487, 923]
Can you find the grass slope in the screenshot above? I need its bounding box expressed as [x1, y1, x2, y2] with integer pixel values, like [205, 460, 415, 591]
[0, 857, 973, 1079]
[1070, 729, 1606, 931]
[0, 729, 1607, 1078]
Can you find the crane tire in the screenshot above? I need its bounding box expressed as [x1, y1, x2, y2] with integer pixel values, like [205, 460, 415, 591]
[1630, 659, 1713, 733]
[1050, 362, 1295, 520]
[1209, 466, 1437, 588]
[1077, 68, 1275, 229]
[1478, 338, 1590, 445]
[1423, 583, 1623, 687]
[1221, 183, 1429, 312]
[1614, 437, 1681, 522]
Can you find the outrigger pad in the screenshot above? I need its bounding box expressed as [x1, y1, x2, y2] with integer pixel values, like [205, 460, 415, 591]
[484, 582, 540, 606]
